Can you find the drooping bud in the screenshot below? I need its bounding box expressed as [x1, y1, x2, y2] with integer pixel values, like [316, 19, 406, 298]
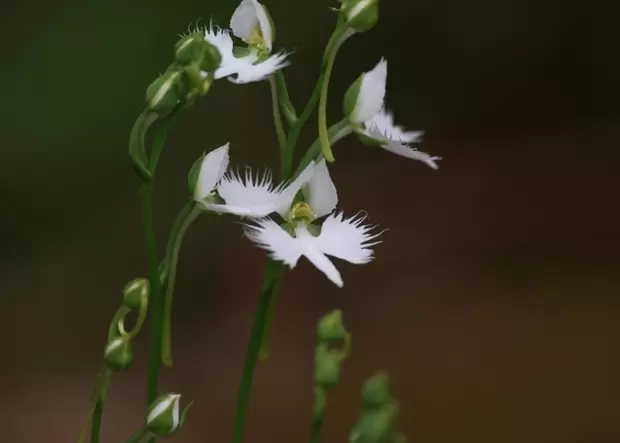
[146, 393, 181, 436]
[146, 70, 182, 114]
[341, 0, 379, 32]
[362, 372, 390, 409]
[104, 336, 133, 372]
[344, 59, 387, 125]
[122, 278, 149, 310]
[317, 309, 347, 342]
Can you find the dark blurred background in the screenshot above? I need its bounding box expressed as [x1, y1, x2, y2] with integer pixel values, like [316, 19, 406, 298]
[1, 0, 619, 441]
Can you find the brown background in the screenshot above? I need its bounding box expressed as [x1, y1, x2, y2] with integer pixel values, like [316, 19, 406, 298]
[1, 0, 619, 442]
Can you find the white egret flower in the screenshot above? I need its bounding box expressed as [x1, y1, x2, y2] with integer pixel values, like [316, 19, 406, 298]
[344, 59, 441, 169]
[203, 25, 288, 84]
[244, 160, 382, 287]
[192, 143, 316, 218]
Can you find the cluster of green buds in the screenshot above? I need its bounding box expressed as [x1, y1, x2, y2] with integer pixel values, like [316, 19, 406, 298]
[103, 278, 150, 372]
[145, 33, 221, 115]
[349, 372, 406, 443]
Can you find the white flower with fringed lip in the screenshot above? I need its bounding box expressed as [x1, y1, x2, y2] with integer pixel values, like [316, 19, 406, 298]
[202, 0, 288, 83]
[192, 143, 315, 218]
[346, 58, 441, 169]
[244, 160, 383, 288]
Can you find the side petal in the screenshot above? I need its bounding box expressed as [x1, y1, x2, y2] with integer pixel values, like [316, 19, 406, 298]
[275, 160, 316, 218]
[230, 0, 258, 41]
[302, 159, 338, 219]
[194, 143, 230, 200]
[295, 225, 344, 287]
[314, 212, 383, 264]
[211, 167, 280, 217]
[204, 25, 258, 80]
[380, 140, 441, 170]
[228, 52, 289, 84]
[353, 58, 387, 124]
[244, 218, 303, 268]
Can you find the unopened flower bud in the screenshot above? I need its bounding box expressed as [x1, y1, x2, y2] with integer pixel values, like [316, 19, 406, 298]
[146, 70, 182, 114]
[104, 337, 133, 372]
[342, 0, 379, 32]
[349, 400, 399, 443]
[200, 41, 222, 73]
[344, 58, 387, 125]
[122, 278, 149, 310]
[317, 309, 347, 342]
[175, 33, 205, 66]
[146, 393, 181, 436]
[315, 345, 342, 389]
[362, 372, 390, 409]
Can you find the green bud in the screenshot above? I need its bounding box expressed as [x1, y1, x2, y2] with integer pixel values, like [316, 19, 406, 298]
[343, 0, 379, 32]
[188, 152, 206, 197]
[350, 400, 399, 443]
[362, 372, 391, 409]
[175, 33, 205, 66]
[146, 393, 181, 436]
[200, 41, 222, 73]
[122, 278, 149, 310]
[343, 74, 363, 123]
[146, 70, 182, 114]
[317, 309, 347, 342]
[104, 337, 133, 372]
[315, 344, 342, 389]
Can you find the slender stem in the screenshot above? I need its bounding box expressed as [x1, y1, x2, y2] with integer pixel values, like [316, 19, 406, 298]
[274, 71, 297, 124]
[317, 27, 355, 164]
[257, 268, 283, 360]
[90, 369, 111, 443]
[161, 202, 202, 366]
[294, 119, 352, 178]
[126, 428, 151, 443]
[129, 111, 157, 182]
[231, 260, 284, 443]
[268, 76, 288, 167]
[310, 387, 327, 443]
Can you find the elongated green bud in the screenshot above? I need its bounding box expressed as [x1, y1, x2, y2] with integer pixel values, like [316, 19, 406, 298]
[146, 70, 182, 114]
[342, 0, 379, 32]
[122, 278, 149, 310]
[362, 372, 390, 409]
[175, 34, 205, 66]
[104, 337, 133, 372]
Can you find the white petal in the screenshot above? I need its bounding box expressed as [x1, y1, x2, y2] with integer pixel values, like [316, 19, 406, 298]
[228, 52, 289, 84]
[302, 159, 338, 219]
[205, 161, 314, 218]
[352, 58, 387, 124]
[194, 143, 230, 200]
[295, 225, 343, 287]
[379, 140, 441, 169]
[244, 218, 303, 267]
[230, 0, 258, 41]
[314, 212, 383, 264]
[230, 0, 273, 51]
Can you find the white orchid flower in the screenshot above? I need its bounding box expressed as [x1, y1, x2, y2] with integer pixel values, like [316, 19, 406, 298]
[345, 59, 441, 169]
[230, 0, 274, 52]
[244, 160, 382, 287]
[192, 143, 315, 218]
[203, 25, 288, 84]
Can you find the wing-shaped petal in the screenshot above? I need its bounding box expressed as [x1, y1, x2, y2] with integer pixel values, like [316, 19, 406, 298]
[244, 219, 304, 268]
[228, 52, 289, 84]
[314, 212, 383, 264]
[302, 159, 338, 219]
[379, 140, 441, 170]
[194, 143, 230, 200]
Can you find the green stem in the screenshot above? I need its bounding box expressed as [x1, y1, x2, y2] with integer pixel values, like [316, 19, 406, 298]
[268, 76, 288, 168]
[161, 201, 202, 366]
[310, 387, 327, 443]
[231, 260, 284, 443]
[294, 119, 352, 178]
[126, 428, 151, 443]
[129, 111, 157, 182]
[90, 369, 111, 443]
[257, 268, 283, 360]
[274, 71, 297, 124]
[317, 27, 355, 164]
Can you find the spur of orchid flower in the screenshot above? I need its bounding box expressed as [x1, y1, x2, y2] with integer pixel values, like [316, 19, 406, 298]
[244, 160, 383, 288]
[344, 58, 442, 169]
[202, 0, 288, 83]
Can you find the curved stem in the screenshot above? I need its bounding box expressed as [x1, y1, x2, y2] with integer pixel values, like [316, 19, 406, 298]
[129, 111, 158, 182]
[268, 76, 288, 166]
[274, 71, 297, 124]
[161, 202, 202, 366]
[257, 268, 283, 360]
[89, 369, 111, 443]
[126, 428, 151, 443]
[231, 261, 284, 443]
[294, 119, 352, 178]
[317, 27, 355, 164]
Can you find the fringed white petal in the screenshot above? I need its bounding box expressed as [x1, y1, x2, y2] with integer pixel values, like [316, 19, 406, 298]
[314, 211, 383, 264]
[364, 107, 440, 169]
[352, 58, 387, 124]
[244, 218, 303, 267]
[228, 51, 289, 84]
[207, 161, 315, 218]
[204, 25, 257, 79]
[302, 159, 338, 219]
[194, 143, 230, 200]
[230, 0, 273, 51]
